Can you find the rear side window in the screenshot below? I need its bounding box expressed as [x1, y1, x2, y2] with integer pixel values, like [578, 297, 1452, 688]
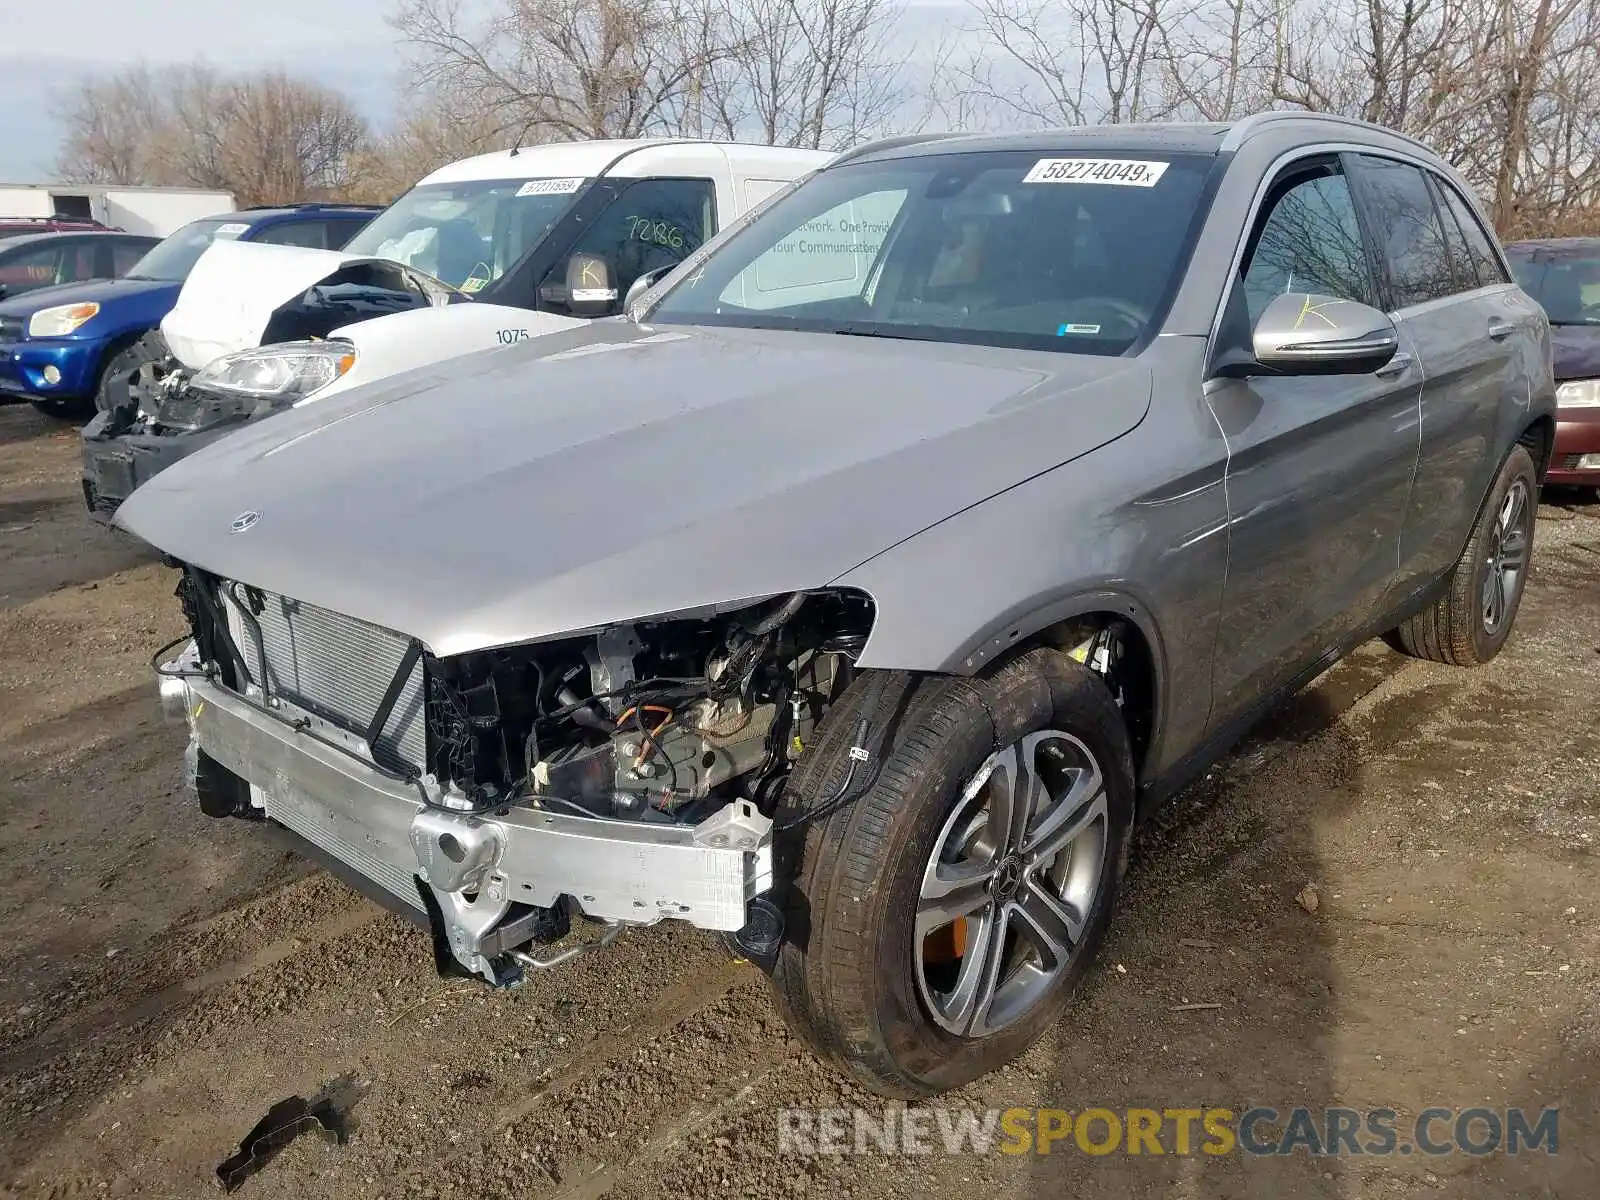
[254, 221, 330, 249]
[1349, 155, 1456, 309]
[111, 240, 148, 275]
[1431, 179, 1508, 287]
[1239, 164, 1376, 324]
[0, 243, 62, 290]
[67, 241, 99, 282]
[326, 218, 371, 250]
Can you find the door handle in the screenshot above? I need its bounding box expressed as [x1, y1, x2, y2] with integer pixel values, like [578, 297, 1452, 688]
[1487, 318, 1515, 340]
[1375, 351, 1415, 379]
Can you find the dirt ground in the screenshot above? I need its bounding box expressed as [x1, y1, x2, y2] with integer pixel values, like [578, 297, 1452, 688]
[0, 400, 1595, 1200]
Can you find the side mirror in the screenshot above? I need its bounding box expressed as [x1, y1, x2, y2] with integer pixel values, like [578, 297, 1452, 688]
[565, 253, 617, 318]
[623, 265, 675, 317]
[0, 283, 8, 300]
[1219, 292, 1399, 377]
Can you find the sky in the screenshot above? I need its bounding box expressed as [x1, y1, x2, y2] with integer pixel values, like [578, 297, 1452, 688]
[0, 0, 971, 184]
[1, 0, 413, 182]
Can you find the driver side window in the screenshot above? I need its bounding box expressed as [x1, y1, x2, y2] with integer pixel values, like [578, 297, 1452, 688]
[1238, 165, 1376, 325]
[541, 178, 715, 316]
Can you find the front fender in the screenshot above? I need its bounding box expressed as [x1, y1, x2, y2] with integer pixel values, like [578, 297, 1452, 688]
[315, 304, 589, 402]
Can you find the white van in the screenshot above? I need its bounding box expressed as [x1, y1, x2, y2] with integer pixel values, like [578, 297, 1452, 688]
[164, 139, 834, 400]
[81, 139, 834, 516]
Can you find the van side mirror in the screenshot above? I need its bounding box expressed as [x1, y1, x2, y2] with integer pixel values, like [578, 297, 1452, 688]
[623, 265, 675, 317]
[1218, 292, 1399, 377]
[565, 253, 617, 318]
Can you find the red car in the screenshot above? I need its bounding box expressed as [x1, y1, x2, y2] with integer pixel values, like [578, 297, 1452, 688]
[0, 217, 115, 242]
[1506, 237, 1600, 496]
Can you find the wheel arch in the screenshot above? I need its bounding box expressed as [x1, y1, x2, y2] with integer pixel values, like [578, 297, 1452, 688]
[937, 589, 1168, 780]
[1518, 414, 1555, 483]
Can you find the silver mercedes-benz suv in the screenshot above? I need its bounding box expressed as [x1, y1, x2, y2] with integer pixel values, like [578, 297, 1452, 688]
[118, 112, 1555, 1098]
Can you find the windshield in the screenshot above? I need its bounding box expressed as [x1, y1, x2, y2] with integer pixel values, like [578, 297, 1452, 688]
[1507, 243, 1600, 326]
[128, 218, 252, 282]
[341, 178, 589, 292]
[648, 151, 1212, 353]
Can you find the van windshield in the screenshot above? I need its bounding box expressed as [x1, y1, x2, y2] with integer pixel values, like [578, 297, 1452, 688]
[648, 150, 1213, 354]
[342, 178, 591, 293]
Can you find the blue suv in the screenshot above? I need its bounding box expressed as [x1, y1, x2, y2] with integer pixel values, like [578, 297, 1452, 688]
[0, 204, 380, 418]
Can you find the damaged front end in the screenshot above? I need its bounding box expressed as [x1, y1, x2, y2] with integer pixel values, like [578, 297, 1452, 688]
[157, 570, 873, 984]
[82, 261, 447, 520]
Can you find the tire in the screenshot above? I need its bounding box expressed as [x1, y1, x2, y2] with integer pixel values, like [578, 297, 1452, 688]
[769, 648, 1135, 1098]
[1388, 444, 1537, 666]
[94, 338, 159, 414]
[29, 397, 92, 421]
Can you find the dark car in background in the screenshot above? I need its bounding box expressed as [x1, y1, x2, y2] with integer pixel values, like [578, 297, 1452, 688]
[0, 204, 381, 419]
[0, 231, 158, 301]
[1506, 237, 1600, 495]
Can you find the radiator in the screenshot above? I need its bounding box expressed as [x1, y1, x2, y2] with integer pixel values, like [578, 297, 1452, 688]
[222, 583, 426, 773]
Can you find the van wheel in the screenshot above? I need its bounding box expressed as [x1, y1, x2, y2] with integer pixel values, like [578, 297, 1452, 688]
[770, 649, 1135, 1098]
[1388, 444, 1537, 666]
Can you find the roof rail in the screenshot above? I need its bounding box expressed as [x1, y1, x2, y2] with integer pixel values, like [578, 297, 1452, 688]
[1220, 110, 1438, 156]
[827, 133, 971, 168]
[0, 215, 108, 226]
[241, 201, 381, 212]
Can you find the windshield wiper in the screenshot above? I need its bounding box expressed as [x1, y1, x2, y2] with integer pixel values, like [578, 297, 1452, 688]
[829, 323, 927, 343]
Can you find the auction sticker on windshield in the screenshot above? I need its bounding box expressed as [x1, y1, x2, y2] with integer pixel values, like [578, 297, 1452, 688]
[516, 178, 585, 197]
[1023, 159, 1169, 187]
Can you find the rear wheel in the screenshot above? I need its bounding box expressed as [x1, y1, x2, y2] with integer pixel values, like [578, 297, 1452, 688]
[1388, 444, 1537, 665]
[769, 649, 1135, 1098]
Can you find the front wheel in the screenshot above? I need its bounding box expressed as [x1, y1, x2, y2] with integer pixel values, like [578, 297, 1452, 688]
[770, 649, 1135, 1098]
[1388, 444, 1537, 666]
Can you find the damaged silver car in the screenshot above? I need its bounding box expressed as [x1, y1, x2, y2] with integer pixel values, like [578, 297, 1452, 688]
[118, 114, 1555, 1098]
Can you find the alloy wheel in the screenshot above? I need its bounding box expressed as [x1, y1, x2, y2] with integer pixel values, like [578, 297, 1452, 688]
[1482, 478, 1530, 636]
[914, 729, 1109, 1038]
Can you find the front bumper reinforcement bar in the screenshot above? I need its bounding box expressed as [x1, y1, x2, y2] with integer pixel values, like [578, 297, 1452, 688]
[159, 642, 773, 982]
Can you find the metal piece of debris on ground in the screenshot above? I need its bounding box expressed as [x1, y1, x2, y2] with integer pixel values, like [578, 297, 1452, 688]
[215, 1075, 363, 1192]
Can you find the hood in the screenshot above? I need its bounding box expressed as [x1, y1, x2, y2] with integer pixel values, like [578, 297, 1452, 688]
[116, 321, 1152, 657]
[0, 275, 178, 320]
[161, 240, 457, 369]
[1550, 323, 1600, 383]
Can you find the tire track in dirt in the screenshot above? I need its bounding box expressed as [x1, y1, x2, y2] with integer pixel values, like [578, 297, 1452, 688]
[0, 900, 383, 1080]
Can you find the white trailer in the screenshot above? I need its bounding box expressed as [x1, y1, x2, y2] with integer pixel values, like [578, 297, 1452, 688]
[0, 184, 236, 236]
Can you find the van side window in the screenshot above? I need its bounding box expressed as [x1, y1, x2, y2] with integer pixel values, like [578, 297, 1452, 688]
[541, 179, 716, 316]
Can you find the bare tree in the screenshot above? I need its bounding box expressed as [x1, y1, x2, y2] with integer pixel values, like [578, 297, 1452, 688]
[54, 65, 373, 206]
[697, 0, 904, 147]
[391, 0, 729, 141]
[392, 0, 904, 149]
[935, 0, 1600, 235]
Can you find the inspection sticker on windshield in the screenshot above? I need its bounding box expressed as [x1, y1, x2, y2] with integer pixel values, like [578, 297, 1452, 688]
[214, 222, 251, 237]
[516, 178, 585, 197]
[1023, 158, 1169, 187]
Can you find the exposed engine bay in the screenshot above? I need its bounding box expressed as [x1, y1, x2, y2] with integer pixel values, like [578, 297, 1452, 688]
[161, 575, 877, 982]
[424, 589, 875, 824]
